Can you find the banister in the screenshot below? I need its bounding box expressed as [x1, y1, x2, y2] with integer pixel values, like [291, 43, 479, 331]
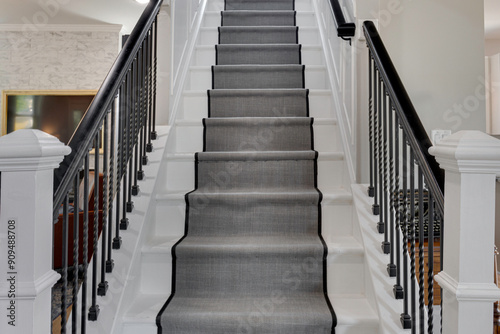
[329, 0, 355, 40]
[53, 0, 163, 216]
[363, 20, 444, 213]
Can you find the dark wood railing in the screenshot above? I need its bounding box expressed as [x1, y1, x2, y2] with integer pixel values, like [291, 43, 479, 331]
[363, 20, 444, 333]
[329, 0, 355, 40]
[51, 0, 162, 332]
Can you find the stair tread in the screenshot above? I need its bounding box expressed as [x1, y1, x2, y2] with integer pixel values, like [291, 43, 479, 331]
[122, 293, 378, 327]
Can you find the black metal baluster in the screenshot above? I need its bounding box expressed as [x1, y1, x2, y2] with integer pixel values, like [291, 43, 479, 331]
[82, 153, 90, 333]
[114, 85, 125, 244]
[72, 174, 79, 334]
[439, 211, 444, 334]
[373, 66, 380, 216]
[387, 99, 396, 277]
[409, 150, 416, 334]
[61, 194, 69, 333]
[382, 88, 390, 254]
[126, 60, 136, 214]
[393, 114, 403, 299]
[139, 37, 148, 176]
[368, 55, 375, 197]
[149, 18, 158, 142]
[401, 133, 411, 329]
[145, 27, 154, 156]
[427, 191, 435, 334]
[98, 113, 110, 297]
[107, 100, 117, 270]
[89, 134, 100, 321]
[418, 168, 425, 333]
[132, 49, 141, 196]
[121, 72, 131, 230]
[377, 74, 385, 233]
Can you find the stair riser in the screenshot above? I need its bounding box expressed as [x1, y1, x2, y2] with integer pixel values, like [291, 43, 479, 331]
[140, 253, 172, 295]
[182, 92, 334, 120]
[203, 11, 317, 28]
[162, 156, 345, 191]
[173, 122, 339, 152]
[188, 66, 327, 90]
[154, 198, 354, 240]
[205, 0, 314, 12]
[198, 27, 320, 46]
[196, 159, 316, 190]
[327, 254, 365, 297]
[204, 120, 313, 151]
[193, 46, 324, 66]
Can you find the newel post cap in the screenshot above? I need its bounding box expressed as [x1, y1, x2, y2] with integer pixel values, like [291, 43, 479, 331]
[429, 130, 500, 175]
[0, 129, 71, 172]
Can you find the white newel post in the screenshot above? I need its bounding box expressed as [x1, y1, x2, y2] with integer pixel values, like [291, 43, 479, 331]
[429, 130, 500, 334]
[0, 130, 71, 334]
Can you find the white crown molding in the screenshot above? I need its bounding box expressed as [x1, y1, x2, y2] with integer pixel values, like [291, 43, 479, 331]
[0, 23, 123, 33]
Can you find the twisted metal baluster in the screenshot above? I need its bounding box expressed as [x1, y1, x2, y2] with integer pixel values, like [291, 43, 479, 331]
[418, 168, 425, 333]
[401, 132, 411, 329]
[393, 113, 403, 298]
[368, 54, 375, 197]
[427, 189, 435, 333]
[409, 150, 416, 334]
[382, 88, 390, 254]
[377, 73, 385, 233]
[387, 100, 396, 276]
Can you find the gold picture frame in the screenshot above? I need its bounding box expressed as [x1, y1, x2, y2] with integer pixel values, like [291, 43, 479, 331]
[2, 90, 97, 144]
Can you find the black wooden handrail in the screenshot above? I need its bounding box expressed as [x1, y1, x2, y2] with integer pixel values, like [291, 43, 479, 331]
[53, 0, 163, 215]
[363, 20, 444, 212]
[329, 0, 355, 40]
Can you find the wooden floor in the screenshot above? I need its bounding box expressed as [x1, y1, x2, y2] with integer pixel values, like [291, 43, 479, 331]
[413, 240, 441, 305]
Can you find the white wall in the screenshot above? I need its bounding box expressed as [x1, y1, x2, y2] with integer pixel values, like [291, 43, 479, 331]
[0, 25, 120, 133]
[486, 39, 500, 57]
[377, 0, 486, 135]
[353, 0, 486, 182]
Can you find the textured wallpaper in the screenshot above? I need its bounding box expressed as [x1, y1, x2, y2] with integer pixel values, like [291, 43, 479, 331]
[0, 28, 120, 131]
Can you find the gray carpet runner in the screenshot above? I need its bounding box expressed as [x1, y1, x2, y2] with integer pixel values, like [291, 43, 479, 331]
[219, 27, 299, 44]
[158, 1, 336, 333]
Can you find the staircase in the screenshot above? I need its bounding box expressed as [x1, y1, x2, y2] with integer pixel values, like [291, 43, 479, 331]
[118, 0, 379, 333]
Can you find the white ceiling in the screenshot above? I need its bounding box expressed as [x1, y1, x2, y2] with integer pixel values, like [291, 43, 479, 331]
[1, 0, 499, 38]
[0, 0, 150, 33]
